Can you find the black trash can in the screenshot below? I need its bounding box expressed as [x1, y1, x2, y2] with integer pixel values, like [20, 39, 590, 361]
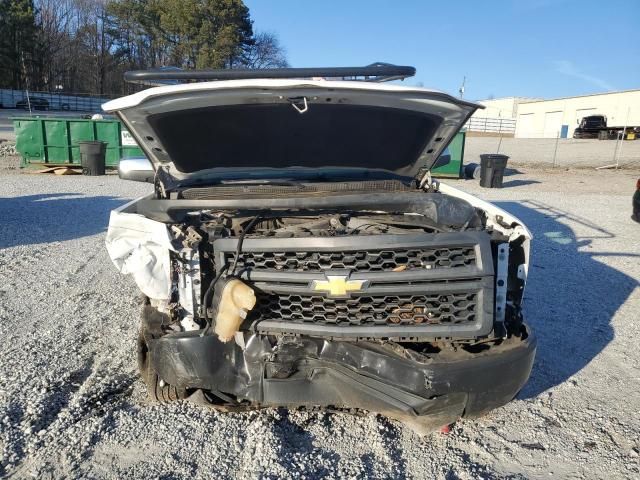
[78, 140, 107, 176]
[479, 154, 509, 188]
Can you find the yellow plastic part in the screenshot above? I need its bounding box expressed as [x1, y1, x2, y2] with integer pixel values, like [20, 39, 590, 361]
[214, 279, 256, 343]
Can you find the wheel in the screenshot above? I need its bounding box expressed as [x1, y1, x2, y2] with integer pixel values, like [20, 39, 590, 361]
[137, 328, 187, 403]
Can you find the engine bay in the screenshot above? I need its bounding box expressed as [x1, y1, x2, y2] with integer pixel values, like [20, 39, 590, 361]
[155, 203, 525, 344]
[196, 210, 481, 239]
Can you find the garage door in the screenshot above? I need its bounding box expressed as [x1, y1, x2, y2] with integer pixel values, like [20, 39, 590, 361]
[543, 111, 563, 138]
[516, 113, 535, 138]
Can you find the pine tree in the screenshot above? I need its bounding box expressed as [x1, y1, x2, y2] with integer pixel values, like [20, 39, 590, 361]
[157, 0, 253, 69]
[0, 0, 38, 89]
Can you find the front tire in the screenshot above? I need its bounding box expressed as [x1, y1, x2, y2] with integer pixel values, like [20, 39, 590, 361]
[137, 329, 187, 403]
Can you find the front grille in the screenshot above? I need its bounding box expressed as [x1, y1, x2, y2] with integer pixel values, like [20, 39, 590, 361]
[214, 232, 493, 339]
[229, 247, 476, 272]
[251, 291, 478, 326]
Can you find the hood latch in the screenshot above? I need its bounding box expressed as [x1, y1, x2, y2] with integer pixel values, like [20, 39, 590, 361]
[288, 96, 309, 114]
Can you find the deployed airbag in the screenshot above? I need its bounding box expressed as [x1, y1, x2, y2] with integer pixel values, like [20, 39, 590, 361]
[105, 209, 176, 300]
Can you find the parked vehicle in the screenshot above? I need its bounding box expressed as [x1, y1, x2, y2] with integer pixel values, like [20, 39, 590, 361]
[15, 97, 49, 111]
[103, 64, 536, 434]
[573, 114, 639, 140]
[633, 179, 640, 223]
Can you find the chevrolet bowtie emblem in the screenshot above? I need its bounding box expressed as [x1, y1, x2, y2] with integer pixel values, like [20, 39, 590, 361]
[311, 275, 367, 297]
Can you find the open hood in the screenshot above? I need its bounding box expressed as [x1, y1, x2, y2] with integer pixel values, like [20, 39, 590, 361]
[103, 79, 481, 183]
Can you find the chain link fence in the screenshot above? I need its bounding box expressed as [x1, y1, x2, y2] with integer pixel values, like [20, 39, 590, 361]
[465, 133, 640, 169]
[0, 89, 115, 113]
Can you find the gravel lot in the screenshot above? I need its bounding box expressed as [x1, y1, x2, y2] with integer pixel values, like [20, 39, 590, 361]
[0, 161, 639, 479]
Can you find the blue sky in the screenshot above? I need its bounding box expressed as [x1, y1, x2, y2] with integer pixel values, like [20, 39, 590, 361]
[245, 0, 640, 101]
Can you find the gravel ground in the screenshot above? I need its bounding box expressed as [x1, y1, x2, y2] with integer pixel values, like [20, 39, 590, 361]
[0, 160, 639, 479]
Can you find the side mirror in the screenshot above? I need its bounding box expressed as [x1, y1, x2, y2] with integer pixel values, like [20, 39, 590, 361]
[432, 148, 451, 169]
[118, 157, 154, 183]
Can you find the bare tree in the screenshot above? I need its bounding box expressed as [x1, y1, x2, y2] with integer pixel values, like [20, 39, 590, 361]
[33, 0, 73, 90]
[241, 31, 289, 69]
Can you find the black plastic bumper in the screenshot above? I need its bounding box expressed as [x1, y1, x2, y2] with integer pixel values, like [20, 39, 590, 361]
[148, 327, 536, 433]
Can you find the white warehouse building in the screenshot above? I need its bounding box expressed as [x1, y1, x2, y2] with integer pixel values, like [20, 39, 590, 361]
[515, 89, 640, 138]
[470, 89, 640, 139]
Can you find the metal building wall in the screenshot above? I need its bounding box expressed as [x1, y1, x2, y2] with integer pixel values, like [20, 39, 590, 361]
[514, 90, 640, 138]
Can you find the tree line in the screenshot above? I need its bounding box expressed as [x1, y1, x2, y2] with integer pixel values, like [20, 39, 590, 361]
[0, 0, 289, 96]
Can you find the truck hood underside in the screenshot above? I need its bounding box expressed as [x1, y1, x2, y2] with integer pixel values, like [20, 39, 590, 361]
[102, 80, 480, 182]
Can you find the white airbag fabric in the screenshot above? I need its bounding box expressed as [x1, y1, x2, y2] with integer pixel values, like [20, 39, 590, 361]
[105, 209, 175, 300]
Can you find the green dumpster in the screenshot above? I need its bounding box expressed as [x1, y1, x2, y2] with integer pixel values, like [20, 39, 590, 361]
[431, 130, 466, 178]
[13, 117, 144, 168]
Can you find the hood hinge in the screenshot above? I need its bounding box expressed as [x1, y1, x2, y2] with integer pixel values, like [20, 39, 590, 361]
[416, 167, 433, 189]
[155, 167, 178, 199]
[419, 170, 439, 192]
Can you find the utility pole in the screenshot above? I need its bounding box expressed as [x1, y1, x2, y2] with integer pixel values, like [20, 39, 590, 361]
[459, 76, 466, 99]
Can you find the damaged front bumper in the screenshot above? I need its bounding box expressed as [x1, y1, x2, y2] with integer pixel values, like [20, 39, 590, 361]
[148, 327, 536, 434]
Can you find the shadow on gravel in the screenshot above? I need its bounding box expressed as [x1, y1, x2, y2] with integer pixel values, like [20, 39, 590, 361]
[495, 200, 639, 398]
[501, 167, 541, 188]
[0, 402, 26, 477]
[271, 409, 341, 477]
[31, 363, 94, 435]
[504, 167, 524, 177]
[0, 193, 125, 248]
[501, 179, 542, 188]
